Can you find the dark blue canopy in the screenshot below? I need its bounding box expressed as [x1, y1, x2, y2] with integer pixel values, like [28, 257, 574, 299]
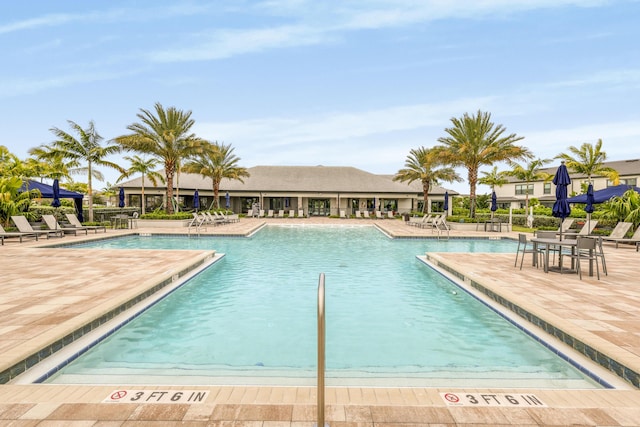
[566, 184, 640, 204]
[20, 180, 84, 221]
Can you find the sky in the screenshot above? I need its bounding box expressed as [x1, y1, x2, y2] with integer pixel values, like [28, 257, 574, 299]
[1, 0, 640, 195]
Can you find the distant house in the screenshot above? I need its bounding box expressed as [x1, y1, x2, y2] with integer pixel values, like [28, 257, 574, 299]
[497, 159, 640, 209]
[118, 165, 457, 216]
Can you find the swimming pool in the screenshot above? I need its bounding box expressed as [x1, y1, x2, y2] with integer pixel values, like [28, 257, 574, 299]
[44, 225, 602, 388]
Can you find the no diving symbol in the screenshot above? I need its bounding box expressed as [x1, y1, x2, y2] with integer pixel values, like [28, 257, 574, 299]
[444, 393, 459, 403]
[110, 390, 127, 400]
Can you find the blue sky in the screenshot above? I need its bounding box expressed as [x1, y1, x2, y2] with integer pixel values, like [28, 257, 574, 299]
[1, 0, 639, 195]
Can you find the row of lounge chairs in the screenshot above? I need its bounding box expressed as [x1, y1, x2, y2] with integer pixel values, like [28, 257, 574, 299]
[343, 210, 393, 219]
[1, 214, 106, 244]
[252, 209, 306, 218]
[190, 211, 240, 228]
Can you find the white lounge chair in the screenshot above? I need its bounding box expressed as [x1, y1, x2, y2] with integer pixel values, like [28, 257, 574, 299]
[11, 215, 64, 238]
[0, 223, 37, 243]
[267, 210, 274, 218]
[339, 210, 346, 219]
[298, 209, 305, 218]
[602, 223, 640, 248]
[375, 211, 384, 219]
[277, 209, 285, 218]
[363, 210, 371, 219]
[387, 211, 394, 219]
[288, 210, 295, 218]
[42, 214, 89, 236]
[65, 213, 107, 233]
[258, 209, 265, 218]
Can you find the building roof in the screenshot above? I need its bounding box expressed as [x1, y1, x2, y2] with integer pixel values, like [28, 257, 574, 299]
[120, 165, 458, 195]
[505, 158, 640, 183]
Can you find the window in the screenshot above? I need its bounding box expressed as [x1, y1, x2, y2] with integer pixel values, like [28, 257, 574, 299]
[609, 178, 637, 186]
[515, 184, 534, 195]
[543, 183, 551, 195]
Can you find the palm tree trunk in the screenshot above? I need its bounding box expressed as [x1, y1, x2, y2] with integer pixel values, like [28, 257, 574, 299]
[213, 180, 220, 209]
[468, 168, 478, 218]
[141, 175, 146, 215]
[87, 161, 94, 222]
[165, 166, 174, 214]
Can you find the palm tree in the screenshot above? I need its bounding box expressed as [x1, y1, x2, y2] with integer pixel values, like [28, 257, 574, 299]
[117, 155, 165, 215]
[182, 141, 250, 209]
[115, 102, 204, 214]
[393, 147, 462, 213]
[435, 110, 531, 218]
[505, 158, 553, 214]
[600, 189, 640, 227]
[26, 146, 77, 181]
[478, 166, 509, 191]
[30, 120, 124, 222]
[556, 139, 619, 187]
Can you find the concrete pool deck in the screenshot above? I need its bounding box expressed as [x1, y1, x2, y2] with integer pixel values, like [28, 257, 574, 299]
[0, 217, 639, 425]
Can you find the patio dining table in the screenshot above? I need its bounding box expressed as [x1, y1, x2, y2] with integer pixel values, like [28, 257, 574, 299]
[530, 237, 595, 277]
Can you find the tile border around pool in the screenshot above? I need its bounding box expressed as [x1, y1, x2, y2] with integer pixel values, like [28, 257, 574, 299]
[423, 254, 640, 389]
[0, 251, 215, 384]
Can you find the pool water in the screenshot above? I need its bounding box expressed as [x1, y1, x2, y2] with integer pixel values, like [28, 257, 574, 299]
[46, 225, 601, 388]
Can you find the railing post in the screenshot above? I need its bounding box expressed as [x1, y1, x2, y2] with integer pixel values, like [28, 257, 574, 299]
[317, 273, 326, 427]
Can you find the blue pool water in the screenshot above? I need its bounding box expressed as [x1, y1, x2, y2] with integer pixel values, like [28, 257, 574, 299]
[46, 225, 601, 388]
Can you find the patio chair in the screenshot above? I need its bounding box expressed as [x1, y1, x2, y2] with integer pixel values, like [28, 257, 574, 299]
[288, 210, 295, 218]
[578, 219, 598, 235]
[339, 210, 346, 219]
[258, 209, 265, 218]
[515, 233, 540, 270]
[267, 210, 274, 218]
[42, 215, 88, 236]
[375, 211, 384, 219]
[363, 210, 371, 219]
[601, 222, 633, 246]
[387, 211, 394, 219]
[65, 213, 107, 233]
[277, 209, 285, 218]
[298, 209, 305, 218]
[11, 215, 64, 238]
[558, 218, 575, 233]
[0, 223, 37, 243]
[560, 237, 600, 280]
[602, 224, 640, 248]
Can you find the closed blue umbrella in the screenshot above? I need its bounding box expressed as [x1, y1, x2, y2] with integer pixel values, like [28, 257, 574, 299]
[585, 183, 595, 233]
[443, 192, 449, 212]
[552, 162, 572, 239]
[490, 190, 497, 220]
[225, 191, 230, 209]
[118, 187, 125, 208]
[51, 179, 61, 208]
[193, 189, 200, 212]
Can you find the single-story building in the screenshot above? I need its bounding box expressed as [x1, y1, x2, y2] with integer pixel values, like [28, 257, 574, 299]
[118, 165, 457, 216]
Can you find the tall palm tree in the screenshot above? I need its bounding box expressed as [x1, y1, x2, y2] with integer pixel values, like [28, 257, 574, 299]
[478, 166, 509, 191]
[393, 146, 462, 213]
[115, 102, 204, 214]
[556, 139, 619, 187]
[505, 158, 553, 214]
[435, 110, 531, 217]
[117, 155, 165, 215]
[30, 120, 124, 222]
[182, 141, 250, 209]
[26, 146, 77, 181]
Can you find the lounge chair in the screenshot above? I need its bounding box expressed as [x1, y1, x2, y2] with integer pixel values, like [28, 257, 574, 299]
[11, 215, 64, 238]
[558, 218, 575, 233]
[288, 210, 295, 218]
[601, 222, 633, 247]
[0, 223, 37, 243]
[339, 210, 346, 219]
[375, 211, 384, 219]
[363, 210, 371, 219]
[578, 220, 598, 235]
[602, 223, 640, 248]
[267, 210, 274, 218]
[277, 209, 285, 218]
[258, 209, 265, 218]
[65, 213, 107, 233]
[298, 209, 305, 218]
[189, 212, 207, 229]
[42, 214, 89, 236]
[387, 211, 394, 219]
[354, 211, 362, 219]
